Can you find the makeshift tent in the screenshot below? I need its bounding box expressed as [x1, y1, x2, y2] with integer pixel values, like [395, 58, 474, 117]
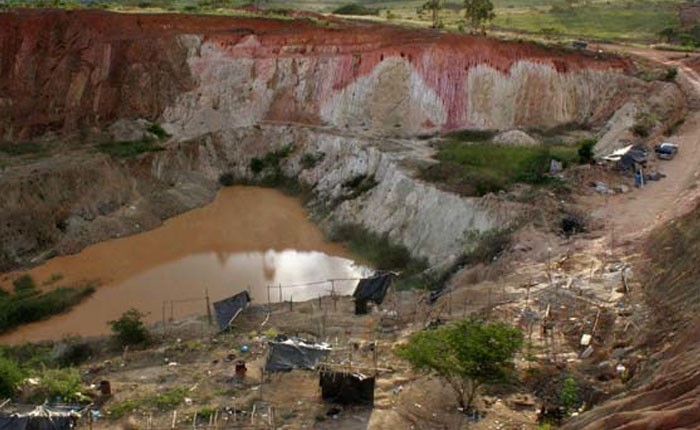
[353, 272, 394, 315]
[0, 406, 78, 430]
[265, 337, 331, 372]
[319, 368, 375, 406]
[616, 145, 647, 171]
[213, 291, 251, 331]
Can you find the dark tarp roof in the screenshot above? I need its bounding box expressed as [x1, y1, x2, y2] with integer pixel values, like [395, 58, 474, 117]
[265, 337, 330, 372]
[0, 406, 76, 430]
[616, 145, 647, 170]
[213, 291, 250, 331]
[353, 272, 394, 305]
[320, 369, 375, 406]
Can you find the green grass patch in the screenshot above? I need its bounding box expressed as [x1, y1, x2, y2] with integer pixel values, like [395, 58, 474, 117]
[0, 277, 96, 334]
[98, 139, 165, 159]
[328, 223, 428, 289]
[422, 141, 578, 196]
[0, 142, 49, 159]
[107, 387, 189, 419]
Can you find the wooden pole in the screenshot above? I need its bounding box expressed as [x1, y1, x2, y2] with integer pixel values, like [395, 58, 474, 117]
[331, 280, 337, 311]
[170, 300, 174, 321]
[192, 411, 197, 429]
[289, 295, 293, 312]
[267, 285, 271, 313]
[171, 410, 177, 429]
[205, 288, 213, 327]
[162, 301, 166, 332]
[278, 283, 283, 302]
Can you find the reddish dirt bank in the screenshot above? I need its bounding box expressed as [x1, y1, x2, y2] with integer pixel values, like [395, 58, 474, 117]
[0, 8, 633, 140]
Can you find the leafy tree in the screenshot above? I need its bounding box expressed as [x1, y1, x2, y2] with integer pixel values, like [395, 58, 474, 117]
[463, 0, 495, 33]
[421, 0, 443, 28]
[396, 318, 523, 411]
[0, 356, 23, 398]
[109, 308, 150, 347]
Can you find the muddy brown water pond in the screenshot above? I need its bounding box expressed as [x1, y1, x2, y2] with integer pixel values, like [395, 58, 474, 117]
[0, 186, 370, 344]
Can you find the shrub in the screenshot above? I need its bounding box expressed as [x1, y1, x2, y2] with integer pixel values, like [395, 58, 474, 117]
[218, 173, 237, 187]
[0, 356, 23, 398]
[109, 308, 150, 347]
[29, 367, 83, 404]
[577, 139, 596, 164]
[146, 123, 170, 140]
[396, 318, 523, 411]
[300, 152, 325, 169]
[560, 376, 580, 415]
[13, 275, 37, 295]
[98, 139, 165, 159]
[332, 4, 378, 15]
[664, 67, 678, 81]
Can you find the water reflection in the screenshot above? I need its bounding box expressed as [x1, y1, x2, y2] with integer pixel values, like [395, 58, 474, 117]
[0, 187, 369, 343]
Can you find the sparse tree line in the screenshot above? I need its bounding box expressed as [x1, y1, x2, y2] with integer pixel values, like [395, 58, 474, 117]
[419, 0, 495, 31]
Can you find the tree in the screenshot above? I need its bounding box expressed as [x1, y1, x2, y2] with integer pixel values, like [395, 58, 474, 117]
[421, 0, 443, 28]
[463, 0, 495, 34]
[396, 318, 523, 411]
[0, 356, 23, 398]
[109, 308, 150, 347]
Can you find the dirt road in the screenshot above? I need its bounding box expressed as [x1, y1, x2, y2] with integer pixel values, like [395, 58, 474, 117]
[597, 46, 700, 242]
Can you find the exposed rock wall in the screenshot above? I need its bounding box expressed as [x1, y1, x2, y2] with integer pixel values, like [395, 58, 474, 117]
[0, 8, 658, 142]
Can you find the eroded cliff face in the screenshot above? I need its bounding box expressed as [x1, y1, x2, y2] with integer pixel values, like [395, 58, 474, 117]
[0, 8, 651, 141]
[0, 9, 684, 271]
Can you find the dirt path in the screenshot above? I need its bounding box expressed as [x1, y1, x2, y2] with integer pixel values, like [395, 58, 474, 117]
[596, 46, 700, 242]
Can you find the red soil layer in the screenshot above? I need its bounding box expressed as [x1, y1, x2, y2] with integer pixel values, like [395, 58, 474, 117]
[0, 8, 632, 140]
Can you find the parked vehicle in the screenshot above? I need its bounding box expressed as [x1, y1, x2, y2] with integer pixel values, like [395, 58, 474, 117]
[654, 142, 679, 160]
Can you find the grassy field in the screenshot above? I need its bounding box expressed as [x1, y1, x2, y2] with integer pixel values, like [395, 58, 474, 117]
[421, 135, 581, 197]
[0, 0, 682, 42]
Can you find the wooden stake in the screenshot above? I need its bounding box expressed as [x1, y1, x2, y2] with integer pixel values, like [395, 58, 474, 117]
[205, 288, 213, 327]
[278, 283, 283, 302]
[192, 411, 197, 429]
[171, 410, 177, 429]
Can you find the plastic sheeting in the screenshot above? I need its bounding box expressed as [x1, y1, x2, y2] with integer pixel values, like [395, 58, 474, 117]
[213, 291, 250, 331]
[264, 337, 330, 372]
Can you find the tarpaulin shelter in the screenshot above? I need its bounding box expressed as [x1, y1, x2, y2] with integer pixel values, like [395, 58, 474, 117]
[264, 337, 331, 372]
[213, 291, 251, 331]
[353, 272, 394, 315]
[0, 405, 78, 430]
[319, 368, 375, 406]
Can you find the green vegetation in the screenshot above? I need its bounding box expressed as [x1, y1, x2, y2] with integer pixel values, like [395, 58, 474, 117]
[147, 123, 170, 140]
[98, 139, 165, 159]
[422, 140, 578, 196]
[577, 139, 596, 164]
[0, 276, 96, 334]
[333, 3, 379, 15]
[109, 308, 150, 348]
[28, 367, 85, 404]
[328, 223, 428, 287]
[464, 0, 496, 33]
[560, 376, 580, 415]
[0, 356, 23, 398]
[0, 142, 47, 157]
[396, 318, 523, 410]
[250, 144, 295, 176]
[300, 152, 325, 169]
[107, 387, 189, 418]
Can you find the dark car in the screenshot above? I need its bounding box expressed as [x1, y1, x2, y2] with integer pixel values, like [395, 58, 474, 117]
[655, 142, 679, 160]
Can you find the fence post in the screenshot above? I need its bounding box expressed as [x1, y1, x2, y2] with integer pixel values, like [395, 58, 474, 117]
[205, 288, 213, 327]
[171, 410, 177, 429]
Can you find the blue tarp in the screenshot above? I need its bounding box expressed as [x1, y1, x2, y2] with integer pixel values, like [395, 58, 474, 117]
[213, 291, 251, 331]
